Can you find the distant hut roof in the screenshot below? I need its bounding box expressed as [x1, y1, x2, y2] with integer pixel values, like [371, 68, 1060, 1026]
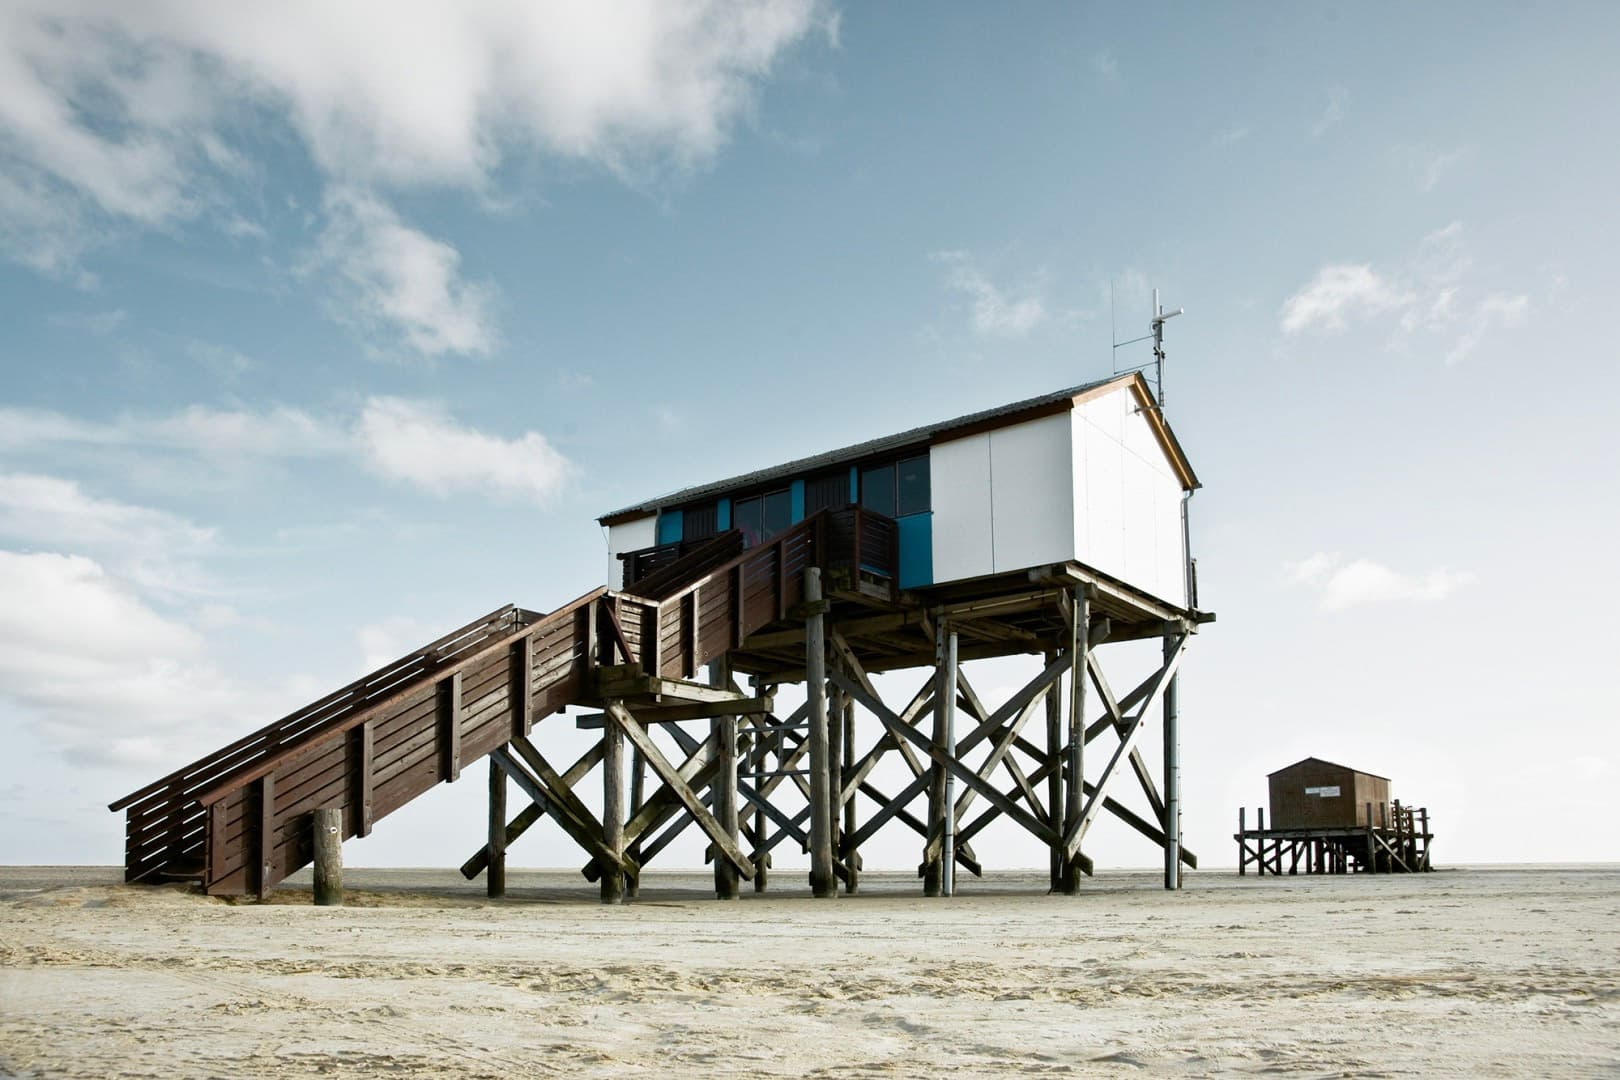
[1268, 756, 1390, 782]
[599, 371, 1198, 525]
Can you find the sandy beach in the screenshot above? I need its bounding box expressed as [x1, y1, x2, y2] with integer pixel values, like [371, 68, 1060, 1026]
[2, 865, 1616, 1078]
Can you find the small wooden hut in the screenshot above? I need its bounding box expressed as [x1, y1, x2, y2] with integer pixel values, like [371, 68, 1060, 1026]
[1236, 757, 1432, 876]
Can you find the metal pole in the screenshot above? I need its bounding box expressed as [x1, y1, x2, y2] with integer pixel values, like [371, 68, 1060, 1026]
[1163, 626, 1181, 891]
[940, 626, 958, 897]
[805, 568, 835, 898]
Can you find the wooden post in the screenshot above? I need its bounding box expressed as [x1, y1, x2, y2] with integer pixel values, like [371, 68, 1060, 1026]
[487, 755, 507, 899]
[924, 611, 948, 898]
[253, 774, 275, 901]
[940, 624, 958, 897]
[828, 666, 845, 873]
[805, 567, 835, 898]
[601, 706, 626, 904]
[751, 676, 770, 893]
[1162, 622, 1181, 890]
[1238, 807, 1246, 876]
[1044, 650, 1063, 891]
[1060, 589, 1088, 895]
[842, 692, 860, 895]
[711, 658, 740, 900]
[1419, 808, 1431, 871]
[312, 806, 342, 907]
[626, 749, 646, 899]
[1256, 807, 1265, 876]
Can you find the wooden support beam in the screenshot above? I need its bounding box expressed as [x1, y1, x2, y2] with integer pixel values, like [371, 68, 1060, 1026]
[805, 568, 835, 898]
[607, 702, 755, 880]
[253, 774, 274, 901]
[487, 746, 636, 884]
[594, 670, 754, 706]
[1062, 634, 1187, 860]
[600, 713, 626, 904]
[711, 658, 740, 901]
[510, 639, 531, 738]
[830, 670, 1059, 847]
[437, 671, 462, 783]
[573, 694, 774, 727]
[1043, 649, 1062, 890]
[626, 745, 646, 899]
[1060, 588, 1088, 894]
[459, 742, 602, 880]
[1086, 652, 1167, 827]
[841, 688, 859, 895]
[487, 755, 506, 898]
[312, 806, 342, 907]
[349, 720, 374, 838]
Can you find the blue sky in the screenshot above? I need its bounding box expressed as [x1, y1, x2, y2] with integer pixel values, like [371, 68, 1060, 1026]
[1, 3, 1616, 872]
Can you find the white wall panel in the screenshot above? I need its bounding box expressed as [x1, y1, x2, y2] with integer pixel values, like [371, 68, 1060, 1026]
[930, 434, 994, 582]
[1073, 385, 1188, 606]
[989, 411, 1075, 573]
[605, 514, 656, 588]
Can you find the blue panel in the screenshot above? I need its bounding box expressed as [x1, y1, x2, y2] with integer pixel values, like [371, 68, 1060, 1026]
[849, 465, 859, 503]
[716, 498, 731, 531]
[657, 509, 683, 545]
[790, 479, 806, 522]
[895, 512, 933, 589]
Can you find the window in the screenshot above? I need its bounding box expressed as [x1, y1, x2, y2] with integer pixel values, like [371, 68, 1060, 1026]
[860, 453, 930, 518]
[860, 463, 895, 517]
[896, 454, 930, 516]
[733, 487, 791, 546]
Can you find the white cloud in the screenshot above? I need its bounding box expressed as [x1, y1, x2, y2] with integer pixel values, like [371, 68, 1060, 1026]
[0, 550, 248, 767]
[1287, 552, 1476, 611]
[0, 1, 825, 285]
[357, 615, 432, 673]
[1413, 146, 1469, 192]
[0, 398, 572, 504]
[1090, 51, 1119, 82]
[1279, 264, 1410, 335]
[0, 402, 343, 459]
[933, 250, 1048, 339]
[314, 187, 497, 358]
[1311, 87, 1348, 139]
[1213, 124, 1251, 146]
[1279, 223, 1535, 362]
[356, 396, 571, 503]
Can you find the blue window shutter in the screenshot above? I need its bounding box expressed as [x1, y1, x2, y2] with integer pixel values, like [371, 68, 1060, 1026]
[790, 479, 805, 522]
[716, 498, 731, 531]
[657, 510, 683, 545]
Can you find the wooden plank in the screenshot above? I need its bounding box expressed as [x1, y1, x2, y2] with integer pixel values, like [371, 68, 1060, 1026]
[607, 702, 755, 879]
[511, 639, 531, 737]
[601, 713, 625, 903]
[253, 774, 274, 901]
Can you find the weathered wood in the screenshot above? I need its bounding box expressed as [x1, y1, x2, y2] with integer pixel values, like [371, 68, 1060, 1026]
[350, 721, 374, 837]
[459, 742, 602, 879]
[1043, 649, 1062, 890]
[939, 625, 958, 897]
[601, 711, 625, 904]
[607, 702, 755, 880]
[1163, 624, 1182, 890]
[711, 658, 740, 900]
[510, 640, 531, 737]
[573, 694, 773, 727]
[312, 806, 343, 906]
[840, 691, 859, 895]
[1060, 588, 1088, 894]
[437, 671, 462, 783]
[626, 746, 646, 899]
[1063, 633, 1186, 860]
[805, 568, 835, 898]
[487, 755, 506, 898]
[253, 774, 274, 901]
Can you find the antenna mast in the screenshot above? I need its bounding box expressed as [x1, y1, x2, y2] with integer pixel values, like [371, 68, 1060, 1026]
[1111, 287, 1183, 411]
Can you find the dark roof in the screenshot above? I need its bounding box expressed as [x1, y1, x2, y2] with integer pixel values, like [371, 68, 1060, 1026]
[1268, 756, 1391, 782]
[600, 372, 1195, 523]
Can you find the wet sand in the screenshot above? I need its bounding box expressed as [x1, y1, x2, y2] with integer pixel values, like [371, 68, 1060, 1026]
[2, 865, 1617, 1077]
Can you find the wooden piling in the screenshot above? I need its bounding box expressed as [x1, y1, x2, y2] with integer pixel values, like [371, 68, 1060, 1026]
[1044, 650, 1063, 891]
[842, 692, 859, 895]
[312, 806, 343, 907]
[751, 676, 770, 893]
[805, 568, 835, 898]
[626, 748, 645, 899]
[924, 611, 948, 898]
[711, 658, 740, 900]
[939, 625, 958, 898]
[1162, 622, 1181, 891]
[601, 708, 626, 905]
[487, 756, 506, 899]
[1060, 588, 1088, 895]
[1237, 807, 1246, 875]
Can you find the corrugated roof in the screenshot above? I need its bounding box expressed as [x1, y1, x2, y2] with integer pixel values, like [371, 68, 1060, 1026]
[598, 372, 1189, 522]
